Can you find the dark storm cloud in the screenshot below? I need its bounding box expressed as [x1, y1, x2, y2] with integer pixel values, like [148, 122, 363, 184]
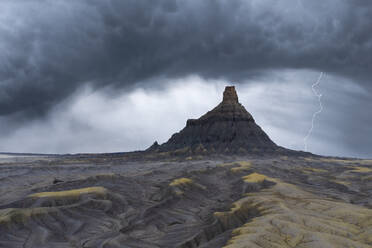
[1, 0, 372, 120]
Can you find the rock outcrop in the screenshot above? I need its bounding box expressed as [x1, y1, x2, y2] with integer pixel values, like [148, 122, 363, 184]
[157, 86, 278, 154]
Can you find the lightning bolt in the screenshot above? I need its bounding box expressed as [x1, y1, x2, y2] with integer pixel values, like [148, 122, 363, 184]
[304, 72, 324, 152]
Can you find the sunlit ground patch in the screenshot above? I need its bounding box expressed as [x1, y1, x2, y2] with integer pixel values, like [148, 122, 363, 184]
[242, 173, 268, 183]
[301, 167, 327, 173]
[29, 186, 107, 198]
[218, 161, 252, 173]
[169, 177, 193, 187]
[348, 166, 372, 173]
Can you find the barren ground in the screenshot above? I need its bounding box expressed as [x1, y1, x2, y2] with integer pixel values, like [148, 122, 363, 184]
[0, 153, 372, 248]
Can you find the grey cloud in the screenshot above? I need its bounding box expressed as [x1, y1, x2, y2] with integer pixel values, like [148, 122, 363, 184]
[1, 0, 372, 120]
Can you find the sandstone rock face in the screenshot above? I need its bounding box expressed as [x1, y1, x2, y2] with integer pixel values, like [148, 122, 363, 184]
[223, 86, 239, 103]
[159, 86, 277, 154]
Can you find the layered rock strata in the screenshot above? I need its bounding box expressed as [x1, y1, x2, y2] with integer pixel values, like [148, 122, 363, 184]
[157, 86, 278, 154]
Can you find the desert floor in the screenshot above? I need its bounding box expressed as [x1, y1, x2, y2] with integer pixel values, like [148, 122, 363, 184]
[0, 153, 372, 248]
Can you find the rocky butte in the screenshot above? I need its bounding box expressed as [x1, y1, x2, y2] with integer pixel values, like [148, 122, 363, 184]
[149, 86, 282, 155]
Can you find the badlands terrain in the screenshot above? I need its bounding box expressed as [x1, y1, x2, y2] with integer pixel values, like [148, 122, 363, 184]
[0, 87, 371, 248]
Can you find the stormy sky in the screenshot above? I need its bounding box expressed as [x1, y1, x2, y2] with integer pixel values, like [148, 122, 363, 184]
[0, 0, 371, 158]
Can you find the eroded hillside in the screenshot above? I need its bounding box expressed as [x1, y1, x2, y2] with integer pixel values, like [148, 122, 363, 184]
[0, 155, 371, 248]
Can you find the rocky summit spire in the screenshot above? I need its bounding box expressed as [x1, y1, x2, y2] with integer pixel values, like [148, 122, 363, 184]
[154, 86, 278, 154]
[223, 86, 238, 103]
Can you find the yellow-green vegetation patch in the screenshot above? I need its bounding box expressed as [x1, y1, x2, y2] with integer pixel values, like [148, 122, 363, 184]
[323, 158, 351, 163]
[348, 166, 372, 173]
[347, 159, 372, 165]
[0, 207, 57, 225]
[304, 157, 320, 162]
[219, 161, 250, 167]
[361, 160, 372, 165]
[169, 177, 206, 195]
[230, 167, 250, 173]
[169, 178, 196, 196]
[242, 173, 268, 183]
[214, 200, 262, 230]
[231, 161, 252, 173]
[222, 180, 372, 248]
[29, 186, 107, 198]
[302, 167, 327, 173]
[219, 161, 252, 172]
[331, 180, 351, 187]
[305, 157, 352, 164]
[236, 161, 251, 167]
[318, 158, 372, 165]
[169, 178, 193, 187]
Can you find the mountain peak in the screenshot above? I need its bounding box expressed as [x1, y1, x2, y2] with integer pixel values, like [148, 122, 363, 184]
[193, 85, 253, 124]
[154, 86, 278, 154]
[222, 86, 238, 103]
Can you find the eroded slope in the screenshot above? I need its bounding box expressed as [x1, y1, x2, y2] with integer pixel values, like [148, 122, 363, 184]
[0, 156, 371, 248]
